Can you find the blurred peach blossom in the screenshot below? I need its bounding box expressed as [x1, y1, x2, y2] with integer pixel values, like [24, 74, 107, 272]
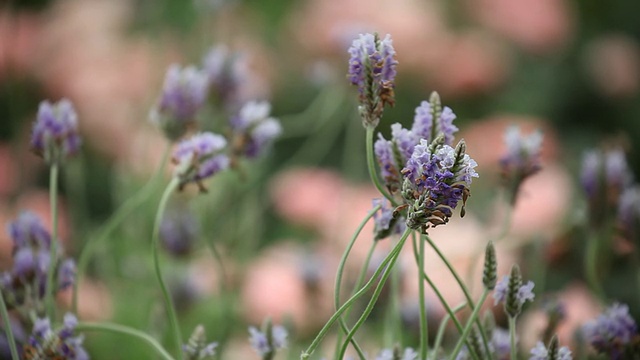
[59, 278, 113, 321]
[16, 189, 71, 246]
[0, 10, 42, 78]
[0, 143, 17, 197]
[585, 34, 640, 99]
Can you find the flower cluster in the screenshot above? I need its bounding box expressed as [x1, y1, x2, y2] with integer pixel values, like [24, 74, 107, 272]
[583, 303, 638, 359]
[493, 265, 535, 318]
[24, 313, 88, 360]
[348, 33, 398, 127]
[150, 64, 210, 140]
[183, 325, 218, 360]
[581, 148, 633, 220]
[202, 45, 249, 110]
[160, 207, 200, 257]
[30, 99, 82, 165]
[248, 322, 288, 357]
[500, 126, 543, 204]
[375, 347, 417, 360]
[529, 340, 572, 360]
[1, 212, 75, 310]
[172, 132, 230, 192]
[455, 327, 510, 360]
[229, 101, 282, 159]
[372, 198, 406, 240]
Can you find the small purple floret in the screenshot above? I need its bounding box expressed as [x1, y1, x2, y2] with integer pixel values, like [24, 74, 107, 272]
[30, 99, 81, 165]
[173, 132, 229, 190]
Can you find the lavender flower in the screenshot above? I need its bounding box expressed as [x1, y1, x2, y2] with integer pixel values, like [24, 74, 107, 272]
[230, 101, 282, 158]
[583, 303, 638, 359]
[184, 325, 218, 360]
[30, 99, 82, 165]
[494, 266, 535, 318]
[150, 64, 210, 140]
[500, 126, 543, 204]
[618, 186, 640, 239]
[249, 323, 288, 357]
[401, 139, 478, 231]
[202, 45, 249, 110]
[376, 347, 418, 360]
[372, 198, 406, 240]
[172, 132, 229, 191]
[411, 93, 458, 146]
[26, 313, 88, 360]
[456, 328, 511, 360]
[160, 208, 199, 257]
[348, 33, 398, 127]
[529, 341, 572, 360]
[493, 276, 535, 307]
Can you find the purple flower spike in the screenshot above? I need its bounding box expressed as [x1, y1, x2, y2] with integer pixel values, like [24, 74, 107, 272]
[529, 341, 572, 360]
[411, 96, 459, 146]
[248, 323, 288, 357]
[583, 303, 638, 359]
[493, 275, 535, 307]
[500, 126, 543, 204]
[372, 198, 406, 240]
[348, 33, 398, 128]
[151, 64, 210, 140]
[173, 132, 229, 192]
[28, 313, 88, 359]
[7, 211, 51, 249]
[202, 45, 250, 110]
[160, 208, 199, 257]
[230, 101, 282, 158]
[31, 99, 81, 165]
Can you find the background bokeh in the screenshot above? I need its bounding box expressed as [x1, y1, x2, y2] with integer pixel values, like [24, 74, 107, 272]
[1, 0, 640, 358]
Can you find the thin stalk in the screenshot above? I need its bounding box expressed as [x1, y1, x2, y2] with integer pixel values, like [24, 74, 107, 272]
[509, 316, 517, 360]
[74, 143, 171, 312]
[333, 205, 381, 360]
[384, 238, 402, 346]
[153, 178, 183, 360]
[432, 302, 466, 360]
[0, 291, 18, 360]
[301, 228, 410, 360]
[337, 229, 411, 360]
[45, 163, 59, 318]
[448, 289, 489, 360]
[365, 127, 395, 205]
[77, 322, 175, 360]
[585, 231, 605, 300]
[418, 232, 428, 360]
[424, 235, 491, 357]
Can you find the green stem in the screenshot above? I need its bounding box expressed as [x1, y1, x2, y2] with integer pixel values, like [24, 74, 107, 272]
[585, 231, 605, 300]
[0, 291, 18, 360]
[77, 322, 175, 360]
[432, 302, 466, 360]
[365, 127, 395, 205]
[153, 178, 183, 359]
[301, 229, 410, 360]
[333, 205, 381, 360]
[448, 290, 489, 360]
[74, 143, 171, 313]
[337, 229, 411, 360]
[509, 316, 517, 360]
[45, 163, 59, 318]
[384, 237, 402, 346]
[424, 235, 491, 358]
[418, 232, 428, 360]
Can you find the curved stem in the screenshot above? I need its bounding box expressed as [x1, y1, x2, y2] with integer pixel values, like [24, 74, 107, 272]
[337, 229, 411, 360]
[301, 228, 410, 360]
[418, 233, 428, 360]
[45, 163, 59, 318]
[424, 235, 491, 357]
[73, 143, 171, 313]
[0, 291, 19, 360]
[152, 178, 183, 359]
[508, 316, 517, 360]
[365, 127, 396, 205]
[432, 302, 466, 360]
[448, 290, 489, 360]
[333, 205, 381, 360]
[77, 322, 175, 360]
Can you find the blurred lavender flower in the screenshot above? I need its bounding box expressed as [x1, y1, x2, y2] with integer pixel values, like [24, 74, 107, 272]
[150, 64, 210, 140]
[412, 93, 458, 146]
[348, 33, 397, 128]
[230, 101, 282, 159]
[618, 186, 640, 241]
[30, 99, 81, 165]
[401, 139, 478, 231]
[456, 328, 510, 360]
[249, 323, 288, 358]
[184, 325, 218, 360]
[372, 198, 406, 240]
[583, 303, 638, 359]
[500, 126, 543, 204]
[1, 212, 75, 310]
[172, 132, 229, 192]
[529, 340, 572, 360]
[26, 313, 88, 360]
[202, 45, 249, 110]
[493, 276, 535, 307]
[160, 208, 199, 257]
[376, 347, 417, 360]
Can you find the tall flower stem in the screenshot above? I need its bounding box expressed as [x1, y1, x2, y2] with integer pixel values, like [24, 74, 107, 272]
[384, 238, 402, 346]
[448, 289, 489, 360]
[74, 143, 172, 313]
[508, 316, 517, 360]
[424, 235, 491, 357]
[77, 322, 175, 360]
[432, 302, 466, 360]
[0, 290, 19, 360]
[418, 232, 429, 360]
[585, 230, 605, 300]
[153, 178, 183, 360]
[366, 127, 395, 205]
[301, 228, 410, 360]
[337, 229, 411, 360]
[333, 205, 381, 360]
[45, 163, 59, 318]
